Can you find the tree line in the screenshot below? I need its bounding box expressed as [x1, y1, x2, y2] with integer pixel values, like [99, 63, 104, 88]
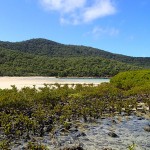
[0, 47, 139, 77]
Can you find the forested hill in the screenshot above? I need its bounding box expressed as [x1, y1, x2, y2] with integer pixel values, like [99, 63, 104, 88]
[0, 47, 139, 76]
[0, 38, 150, 68]
[0, 38, 120, 57]
[0, 38, 149, 77]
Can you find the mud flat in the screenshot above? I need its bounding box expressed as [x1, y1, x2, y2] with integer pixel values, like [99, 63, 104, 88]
[11, 115, 150, 150]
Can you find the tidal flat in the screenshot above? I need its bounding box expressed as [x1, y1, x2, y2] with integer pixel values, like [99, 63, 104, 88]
[0, 77, 109, 89]
[11, 115, 150, 150]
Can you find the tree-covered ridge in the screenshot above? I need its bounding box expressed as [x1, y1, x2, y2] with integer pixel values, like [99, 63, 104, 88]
[0, 38, 60, 55]
[0, 47, 139, 77]
[0, 38, 116, 56]
[0, 38, 150, 68]
[111, 70, 150, 90]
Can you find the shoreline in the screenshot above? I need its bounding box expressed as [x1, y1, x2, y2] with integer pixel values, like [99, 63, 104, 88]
[0, 77, 110, 89]
[0, 76, 111, 79]
[57, 77, 111, 79]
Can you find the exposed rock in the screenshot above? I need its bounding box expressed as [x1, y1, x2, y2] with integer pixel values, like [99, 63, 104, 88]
[44, 125, 52, 132]
[143, 126, 150, 132]
[61, 146, 84, 150]
[112, 119, 117, 124]
[76, 131, 86, 137]
[108, 132, 118, 138]
[137, 117, 144, 120]
[69, 127, 78, 132]
[60, 128, 69, 133]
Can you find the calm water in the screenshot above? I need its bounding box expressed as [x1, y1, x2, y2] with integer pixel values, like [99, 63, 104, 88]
[0, 77, 110, 89]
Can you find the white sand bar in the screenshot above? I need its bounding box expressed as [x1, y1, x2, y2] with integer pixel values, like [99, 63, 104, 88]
[0, 77, 110, 89]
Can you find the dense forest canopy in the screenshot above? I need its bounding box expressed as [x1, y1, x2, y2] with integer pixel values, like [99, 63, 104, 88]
[0, 38, 150, 77]
[0, 47, 139, 77]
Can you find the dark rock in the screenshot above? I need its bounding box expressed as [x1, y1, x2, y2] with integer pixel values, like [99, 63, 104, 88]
[80, 132, 86, 136]
[27, 133, 32, 139]
[81, 138, 90, 141]
[61, 146, 84, 150]
[7, 134, 15, 139]
[60, 128, 69, 133]
[101, 117, 106, 119]
[146, 143, 150, 147]
[112, 119, 117, 124]
[47, 117, 53, 124]
[108, 132, 118, 138]
[76, 131, 86, 137]
[69, 127, 78, 132]
[44, 125, 52, 132]
[82, 125, 89, 129]
[26, 110, 32, 118]
[71, 135, 79, 141]
[143, 126, 150, 132]
[40, 128, 44, 137]
[79, 142, 84, 148]
[138, 117, 144, 120]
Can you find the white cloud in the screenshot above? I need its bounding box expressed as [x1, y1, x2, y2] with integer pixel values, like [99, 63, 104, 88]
[40, 0, 86, 13]
[40, 0, 117, 24]
[83, 0, 116, 23]
[60, 15, 81, 25]
[90, 26, 119, 38]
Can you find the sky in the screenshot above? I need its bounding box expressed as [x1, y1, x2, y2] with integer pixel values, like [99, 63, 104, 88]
[0, 0, 150, 57]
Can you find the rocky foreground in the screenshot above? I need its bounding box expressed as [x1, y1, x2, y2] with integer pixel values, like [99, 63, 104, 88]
[10, 115, 150, 150]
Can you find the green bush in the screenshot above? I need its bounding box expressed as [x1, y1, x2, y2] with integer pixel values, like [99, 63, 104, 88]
[110, 70, 150, 90]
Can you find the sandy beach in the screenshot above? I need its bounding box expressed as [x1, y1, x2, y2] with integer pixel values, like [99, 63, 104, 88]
[0, 77, 109, 89]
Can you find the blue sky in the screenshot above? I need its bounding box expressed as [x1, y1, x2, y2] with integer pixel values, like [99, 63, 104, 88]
[0, 0, 150, 57]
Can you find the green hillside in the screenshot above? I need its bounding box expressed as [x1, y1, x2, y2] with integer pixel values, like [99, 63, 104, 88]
[0, 38, 149, 77]
[0, 47, 139, 77]
[0, 38, 150, 68]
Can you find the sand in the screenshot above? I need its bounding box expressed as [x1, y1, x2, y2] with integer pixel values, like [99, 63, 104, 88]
[0, 77, 49, 89]
[0, 77, 109, 89]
